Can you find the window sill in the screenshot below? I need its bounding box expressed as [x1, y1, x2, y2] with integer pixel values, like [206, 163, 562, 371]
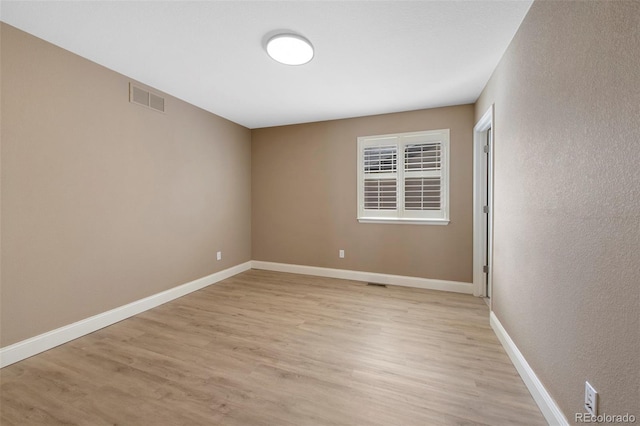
[357, 218, 450, 225]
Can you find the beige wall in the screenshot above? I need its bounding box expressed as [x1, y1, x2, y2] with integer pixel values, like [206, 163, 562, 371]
[0, 23, 252, 347]
[252, 105, 474, 283]
[476, 1, 639, 421]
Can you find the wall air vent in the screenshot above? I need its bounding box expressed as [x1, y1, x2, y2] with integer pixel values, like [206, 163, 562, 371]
[129, 83, 165, 113]
[149, 92, 165, 112]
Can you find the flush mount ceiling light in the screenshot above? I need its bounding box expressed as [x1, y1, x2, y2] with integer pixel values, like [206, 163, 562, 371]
[266, 33, 314, 66]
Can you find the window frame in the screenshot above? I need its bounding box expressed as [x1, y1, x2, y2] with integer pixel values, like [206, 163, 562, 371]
[357, 129, 450, 225]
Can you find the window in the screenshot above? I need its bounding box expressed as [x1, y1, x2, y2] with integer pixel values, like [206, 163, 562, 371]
[357, 129, 450, 224]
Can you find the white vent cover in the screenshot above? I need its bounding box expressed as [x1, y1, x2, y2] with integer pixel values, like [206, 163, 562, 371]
[149, 93, 165, 112]
[129, 83, 165, 113]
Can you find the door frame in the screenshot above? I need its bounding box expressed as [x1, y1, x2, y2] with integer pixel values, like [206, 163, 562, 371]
[473, 105, 494, 298]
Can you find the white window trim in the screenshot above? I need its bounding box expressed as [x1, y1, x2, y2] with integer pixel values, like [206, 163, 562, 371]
[357, 217, 450, 225]
[357, 129, 450, 225]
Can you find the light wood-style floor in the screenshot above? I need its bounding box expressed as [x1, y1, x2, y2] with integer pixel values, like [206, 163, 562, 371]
[1, 270, 546, 425]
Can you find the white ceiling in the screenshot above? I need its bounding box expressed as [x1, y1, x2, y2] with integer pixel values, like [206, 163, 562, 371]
[1, 1, 533, 129]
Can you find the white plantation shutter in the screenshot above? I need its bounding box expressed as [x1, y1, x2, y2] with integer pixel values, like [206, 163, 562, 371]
[363, 145, 397, 173]
[358, 130, 449, 224]
[364, 179, 397, 210]
[404, 142, 442, 211]
[363, 145, 397, 210]
[404, 177, 441, 210]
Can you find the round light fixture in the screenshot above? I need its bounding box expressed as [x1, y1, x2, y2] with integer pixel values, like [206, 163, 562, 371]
[266, 33, 314, 66]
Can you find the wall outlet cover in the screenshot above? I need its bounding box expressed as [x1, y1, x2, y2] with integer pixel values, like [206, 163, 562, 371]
[584, 381, 598, 416]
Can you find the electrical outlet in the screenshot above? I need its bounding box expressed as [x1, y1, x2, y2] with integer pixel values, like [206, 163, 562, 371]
[339, 249, 345, 258]
[216, 251, 222, 261]
[584, 381, 598, 416]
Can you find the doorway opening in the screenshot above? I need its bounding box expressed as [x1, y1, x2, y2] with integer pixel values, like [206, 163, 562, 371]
[473, 106, 494, 301]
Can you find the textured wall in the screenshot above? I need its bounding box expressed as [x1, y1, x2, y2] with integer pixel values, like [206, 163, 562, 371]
[1, 24, 252, 347]
[475, 1, 639, 420]
[252, 105, 474, 283]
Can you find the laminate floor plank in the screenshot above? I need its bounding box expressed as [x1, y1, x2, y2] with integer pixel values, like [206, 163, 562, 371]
[0, 269, 546, 425]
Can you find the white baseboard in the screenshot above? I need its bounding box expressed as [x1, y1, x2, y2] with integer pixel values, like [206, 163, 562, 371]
[490, 311, 568, 425]
[0, 261, 252, 368]
[251, 261, 473, 294]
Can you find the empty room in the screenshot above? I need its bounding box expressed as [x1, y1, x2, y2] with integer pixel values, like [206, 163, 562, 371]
[1, 1, 638, 425]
